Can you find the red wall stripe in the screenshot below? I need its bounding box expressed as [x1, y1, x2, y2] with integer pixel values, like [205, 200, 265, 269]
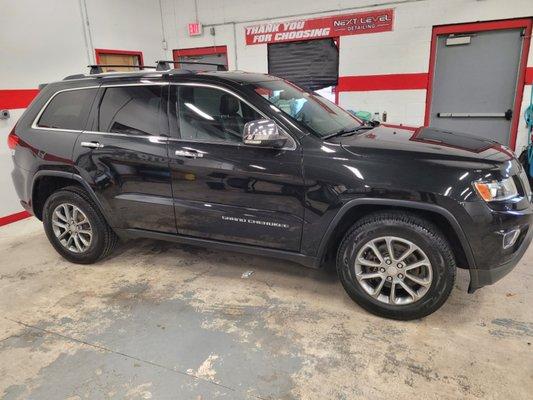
[525, 67, 533, 84]
[0, 211, 31, 227]
[338, 73, 428, 92]
[0, 89, 39, 110]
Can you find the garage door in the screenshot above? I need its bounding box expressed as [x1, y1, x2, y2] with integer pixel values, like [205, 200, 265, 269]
[268, 38, 339, 91]
[428, 28, 524, 145]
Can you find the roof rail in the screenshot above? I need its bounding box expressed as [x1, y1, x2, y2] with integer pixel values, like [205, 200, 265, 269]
[87, 64, 156, 75]
[155, 60, 227, 72]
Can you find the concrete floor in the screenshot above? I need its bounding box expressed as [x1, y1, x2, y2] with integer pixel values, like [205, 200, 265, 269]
[0, 218, 532, 400]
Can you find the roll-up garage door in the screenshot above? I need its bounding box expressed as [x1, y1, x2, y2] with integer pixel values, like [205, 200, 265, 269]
[268, 38, 339, 91]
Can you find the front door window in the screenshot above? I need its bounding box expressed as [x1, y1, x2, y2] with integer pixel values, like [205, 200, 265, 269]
[176, 86, 262, 143]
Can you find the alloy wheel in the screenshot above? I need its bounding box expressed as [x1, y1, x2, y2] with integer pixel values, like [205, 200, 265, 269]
[51, 203, 93, 253]
[353, 236, 433, 305]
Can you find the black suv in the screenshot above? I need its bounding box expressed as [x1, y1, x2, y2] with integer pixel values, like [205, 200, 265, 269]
[8, 66, 533, 320]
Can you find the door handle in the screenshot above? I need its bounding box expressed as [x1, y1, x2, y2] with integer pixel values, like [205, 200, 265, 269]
[436, 111, 513, 119]
[81, 141, 104, 149]
[175, 150, 203, 158]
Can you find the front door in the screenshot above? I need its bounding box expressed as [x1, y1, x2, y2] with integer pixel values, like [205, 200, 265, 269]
[73, 81, 176, 233]
[167, 83, 304, 251]
[428, 27, 525, 145]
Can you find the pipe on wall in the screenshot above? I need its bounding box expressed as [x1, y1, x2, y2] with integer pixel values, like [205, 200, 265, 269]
[78, 0, 95, 64]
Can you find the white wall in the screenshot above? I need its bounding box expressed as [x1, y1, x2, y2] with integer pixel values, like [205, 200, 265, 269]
[0, 0, 168, 216]
[161, 0, 532, 148]
[1, 0, 532, 218]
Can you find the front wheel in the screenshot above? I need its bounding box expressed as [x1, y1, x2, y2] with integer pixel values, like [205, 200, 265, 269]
[337, 211, 456, 320]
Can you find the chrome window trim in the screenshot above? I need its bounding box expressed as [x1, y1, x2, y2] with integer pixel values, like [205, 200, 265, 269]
[31, 82, 297, 151]
[31, 82, 169, 137]
[170, 82, 297, 151]
[83, 130, 169, 142]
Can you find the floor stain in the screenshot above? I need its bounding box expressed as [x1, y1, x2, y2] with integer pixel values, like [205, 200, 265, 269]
[0, 218, 532, 399]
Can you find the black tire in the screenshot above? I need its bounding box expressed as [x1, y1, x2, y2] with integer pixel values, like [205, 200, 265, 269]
[42, 186, 118, 264]
[337, 211, 456, 320]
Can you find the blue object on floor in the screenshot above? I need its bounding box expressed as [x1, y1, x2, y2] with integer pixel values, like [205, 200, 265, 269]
[525, 87, 533, 177]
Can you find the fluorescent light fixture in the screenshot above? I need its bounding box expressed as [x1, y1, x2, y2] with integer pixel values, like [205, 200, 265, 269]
[459, 172, 469, 180]
[344, 165, 364, 180]
[185, 103, 214, 120]
[320, 145, 336, 153]
[249, 164, 266, 170]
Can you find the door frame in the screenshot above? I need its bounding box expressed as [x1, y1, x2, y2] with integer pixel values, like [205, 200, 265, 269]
[95, 48, 144, 66]
[334, 36, 340, 105]
[172, 45, 229, 68]
[424, 18, 532, 150]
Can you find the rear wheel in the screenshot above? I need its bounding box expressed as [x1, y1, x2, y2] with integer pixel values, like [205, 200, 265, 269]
[337, 211, 456, 320]
[43, 186, 118, 264]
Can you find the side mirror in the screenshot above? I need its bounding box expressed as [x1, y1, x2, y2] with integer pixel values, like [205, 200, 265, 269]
[243, 119, 287, 148]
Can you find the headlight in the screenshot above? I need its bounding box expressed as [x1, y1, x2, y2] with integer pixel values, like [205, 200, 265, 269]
[473, 177, 518, 202]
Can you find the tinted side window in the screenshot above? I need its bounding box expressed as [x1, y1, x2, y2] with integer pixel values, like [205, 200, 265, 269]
[177, 86, 261, 143]
[38, 88, 97, 130]
[98, 86, 162, 136]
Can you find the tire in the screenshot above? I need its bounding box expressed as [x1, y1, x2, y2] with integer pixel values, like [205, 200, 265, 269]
[336, 211, 456, 320]
[42, 186, 118, 264]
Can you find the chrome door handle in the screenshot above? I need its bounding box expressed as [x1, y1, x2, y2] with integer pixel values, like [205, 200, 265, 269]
[81, 141, 104, 149]
[175, 150, 203, 158]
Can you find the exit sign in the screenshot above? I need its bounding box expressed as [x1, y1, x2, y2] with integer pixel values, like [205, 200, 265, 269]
[188, 22, 202, 36]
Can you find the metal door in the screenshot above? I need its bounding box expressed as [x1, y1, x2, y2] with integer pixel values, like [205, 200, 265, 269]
[429, 28, 524, 145]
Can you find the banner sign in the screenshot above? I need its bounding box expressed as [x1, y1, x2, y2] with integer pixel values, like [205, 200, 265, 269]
[245, 8, 394, 45]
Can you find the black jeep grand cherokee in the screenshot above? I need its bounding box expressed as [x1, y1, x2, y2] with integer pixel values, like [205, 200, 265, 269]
[8, 67, 533, 320]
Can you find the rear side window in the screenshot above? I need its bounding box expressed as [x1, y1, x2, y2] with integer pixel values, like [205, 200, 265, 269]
[37, 88, 97, 130]
[98, 86, 162, 136]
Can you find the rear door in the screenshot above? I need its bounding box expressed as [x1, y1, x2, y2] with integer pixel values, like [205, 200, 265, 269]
[428, 28, 524, 145]
[72, 80, 176, 233]
[167, 82, 304, 251]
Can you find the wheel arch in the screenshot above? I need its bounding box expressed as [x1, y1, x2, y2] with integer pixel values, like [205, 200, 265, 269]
[317, 199, 476, 270]
[31, 171, 113, 225]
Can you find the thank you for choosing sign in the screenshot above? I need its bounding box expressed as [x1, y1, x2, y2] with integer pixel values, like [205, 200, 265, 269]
[245, 8, 394, 45]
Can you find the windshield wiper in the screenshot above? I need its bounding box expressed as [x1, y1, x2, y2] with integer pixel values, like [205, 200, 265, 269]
[323, 125, 374, 140]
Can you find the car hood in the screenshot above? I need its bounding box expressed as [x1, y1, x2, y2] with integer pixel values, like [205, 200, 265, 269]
[337, 125, 515, 164]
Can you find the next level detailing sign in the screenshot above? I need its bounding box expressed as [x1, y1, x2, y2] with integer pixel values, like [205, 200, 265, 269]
[245, 8, 394, 45]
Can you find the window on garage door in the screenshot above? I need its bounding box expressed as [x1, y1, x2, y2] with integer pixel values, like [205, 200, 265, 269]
[268, 38, 339, 101]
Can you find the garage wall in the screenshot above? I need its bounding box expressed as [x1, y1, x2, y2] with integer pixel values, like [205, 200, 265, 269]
[162, 0, 533, 147]
[1, 0, 532, 221]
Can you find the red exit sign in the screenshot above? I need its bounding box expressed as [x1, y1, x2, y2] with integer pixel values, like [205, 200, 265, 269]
[188, 22, 202, 36]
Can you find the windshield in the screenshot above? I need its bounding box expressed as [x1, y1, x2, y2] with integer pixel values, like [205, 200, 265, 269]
[251, 79, 362, 138]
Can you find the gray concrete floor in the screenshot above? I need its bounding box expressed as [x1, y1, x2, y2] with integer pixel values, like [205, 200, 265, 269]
[0, 218, 532, 400]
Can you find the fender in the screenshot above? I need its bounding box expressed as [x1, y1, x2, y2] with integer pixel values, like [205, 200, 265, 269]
[315, 198, 477, 269]
[30, 170, 118, 227]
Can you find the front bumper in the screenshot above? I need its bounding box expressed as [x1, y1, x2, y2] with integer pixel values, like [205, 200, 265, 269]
[468, 218, 533, 293]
